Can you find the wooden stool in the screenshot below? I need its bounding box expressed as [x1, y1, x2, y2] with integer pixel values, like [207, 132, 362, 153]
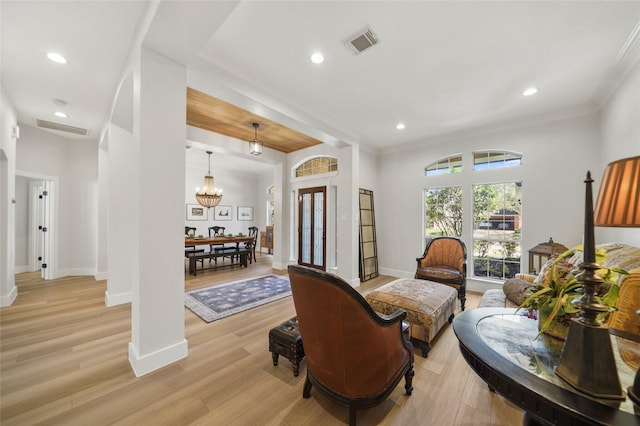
[269, 316, 305, 376]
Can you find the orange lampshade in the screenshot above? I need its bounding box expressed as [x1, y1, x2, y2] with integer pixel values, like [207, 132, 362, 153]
[594, 155, 640, 227]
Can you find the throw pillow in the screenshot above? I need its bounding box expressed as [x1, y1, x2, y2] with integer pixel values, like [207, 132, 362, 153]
[503, 278, 535, 306]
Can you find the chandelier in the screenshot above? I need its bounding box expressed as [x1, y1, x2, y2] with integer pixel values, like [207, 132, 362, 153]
[249, 122, 263, 155]
[195, 151, 223, 208]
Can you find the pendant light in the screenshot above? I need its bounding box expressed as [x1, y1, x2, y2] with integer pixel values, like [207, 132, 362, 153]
[249, 122, 263, 155]
[195, 151, 223, 208]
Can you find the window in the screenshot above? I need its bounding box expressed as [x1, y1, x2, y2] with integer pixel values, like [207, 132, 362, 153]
[424, 186, 463, 237]
[295, 157, 338, 177]
[473, 182, 522, 280]
[425, 155, 462, 176]
[266, 185, 275, 226]
[473, 151, 522, 170]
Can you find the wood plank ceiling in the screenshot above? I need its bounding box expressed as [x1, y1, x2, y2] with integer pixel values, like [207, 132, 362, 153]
[186, 88, 323, 153]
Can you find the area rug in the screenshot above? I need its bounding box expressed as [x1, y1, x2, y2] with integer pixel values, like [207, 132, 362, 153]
[185, 274, 291, 323]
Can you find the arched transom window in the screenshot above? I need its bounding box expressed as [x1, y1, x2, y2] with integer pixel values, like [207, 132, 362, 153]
[425, 155, 462, 176]
[295, 156, 338, 177]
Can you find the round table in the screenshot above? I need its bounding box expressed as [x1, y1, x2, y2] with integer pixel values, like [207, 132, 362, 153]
[453, 307, 640, 425]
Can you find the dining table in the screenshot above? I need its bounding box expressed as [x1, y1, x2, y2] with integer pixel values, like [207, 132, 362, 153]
[184, 235, 255, 248]
[184, 235, 256, 276]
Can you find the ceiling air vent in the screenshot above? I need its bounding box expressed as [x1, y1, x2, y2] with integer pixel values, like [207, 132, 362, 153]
[35, 119, 89, 136]
[344, 27, 380, 55]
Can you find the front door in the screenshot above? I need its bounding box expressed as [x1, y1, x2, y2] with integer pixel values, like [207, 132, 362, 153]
[298, 186, 326, 270]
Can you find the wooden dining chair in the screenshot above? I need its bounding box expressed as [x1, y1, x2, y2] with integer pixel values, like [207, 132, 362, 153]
[246, 226, 259, 263]
[208, 226, 227, 261]
[184, 226, 204, 270]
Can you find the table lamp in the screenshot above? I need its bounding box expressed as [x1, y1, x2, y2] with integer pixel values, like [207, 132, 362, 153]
[555, 155, 639, 400]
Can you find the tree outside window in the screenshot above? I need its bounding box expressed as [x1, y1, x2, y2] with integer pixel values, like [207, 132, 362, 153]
[424, 186, 463, 237]
[473, 182, 522, 280]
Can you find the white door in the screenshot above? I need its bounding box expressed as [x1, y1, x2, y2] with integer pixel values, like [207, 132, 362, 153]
[28, 182, 44, 272]
[40, 180, 52, 280]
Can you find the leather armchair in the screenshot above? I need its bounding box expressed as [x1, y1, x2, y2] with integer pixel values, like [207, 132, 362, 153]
[288, 265, 414, 426]
[415, 236, 467, 310]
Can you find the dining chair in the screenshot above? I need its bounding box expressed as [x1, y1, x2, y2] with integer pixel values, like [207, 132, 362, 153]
[246, 226, 259, 263]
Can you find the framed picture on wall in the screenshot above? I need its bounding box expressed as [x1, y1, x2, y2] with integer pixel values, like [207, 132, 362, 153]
[186, 204, 208, 221]
[237, 206, 253, 221]
[214, 205, 232, 221]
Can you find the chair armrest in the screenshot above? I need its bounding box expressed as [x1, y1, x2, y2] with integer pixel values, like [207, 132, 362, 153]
[515, 273, 536, 283]
[376, 309, 408, 324]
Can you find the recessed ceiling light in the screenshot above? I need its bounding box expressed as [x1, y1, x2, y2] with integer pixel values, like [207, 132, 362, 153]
[47, 52, 67, 64]
[523, 87, 538, 96]
[396, 123, 405, 130]
[310, 52, 324, 64]
[54, 111, 68, 118]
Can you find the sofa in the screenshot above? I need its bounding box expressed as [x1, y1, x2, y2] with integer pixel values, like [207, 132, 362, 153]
[478, 243, 640, 326]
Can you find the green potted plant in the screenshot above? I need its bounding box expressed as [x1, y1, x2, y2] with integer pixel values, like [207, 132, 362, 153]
[518, 245, 628, 339]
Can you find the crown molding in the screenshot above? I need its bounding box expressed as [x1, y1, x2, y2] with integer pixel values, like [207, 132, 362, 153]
[591, 19, 640, 108]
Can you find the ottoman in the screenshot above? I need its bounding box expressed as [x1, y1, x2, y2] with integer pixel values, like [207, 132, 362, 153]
[365, 278, 457, 357]
[268, 316, 305, 376]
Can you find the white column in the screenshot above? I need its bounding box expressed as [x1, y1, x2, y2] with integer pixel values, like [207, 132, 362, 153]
[128, 47, 187, 376]
[272, 162, 287, 270]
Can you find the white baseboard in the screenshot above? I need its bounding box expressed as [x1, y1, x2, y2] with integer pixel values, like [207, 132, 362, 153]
[128, 339, 188, 377]
[272, 260, 288, 270]
[0, 285, 18, 307]
[378, 267, 413, 279]
[105, 290, 132, 306]
[95, 271, 107, 281]
[51, 268, 97, 279]
[14, 265, 30, 274]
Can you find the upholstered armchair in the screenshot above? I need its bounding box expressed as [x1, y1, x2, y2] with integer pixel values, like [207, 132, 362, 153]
[287, 265, 414, 426]
[415, 236, 467, 310]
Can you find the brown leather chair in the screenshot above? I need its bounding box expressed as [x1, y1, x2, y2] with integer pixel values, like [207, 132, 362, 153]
[415, 236, 467, 310]
[288, 265, 414, 426]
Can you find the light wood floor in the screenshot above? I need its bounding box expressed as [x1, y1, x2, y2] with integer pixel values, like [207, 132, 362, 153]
[1, 256, 523, 425]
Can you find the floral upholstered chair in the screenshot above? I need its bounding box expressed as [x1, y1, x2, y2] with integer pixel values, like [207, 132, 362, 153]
[415, 236, 467, 310]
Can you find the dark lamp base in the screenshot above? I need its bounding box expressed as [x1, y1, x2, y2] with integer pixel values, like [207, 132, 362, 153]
[555, 319, 625, 400]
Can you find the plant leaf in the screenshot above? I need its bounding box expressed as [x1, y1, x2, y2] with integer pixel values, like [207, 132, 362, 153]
[536, 294, 568, 339]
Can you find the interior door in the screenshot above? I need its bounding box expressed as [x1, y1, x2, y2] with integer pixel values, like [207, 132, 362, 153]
[29, 182, 44, 272]
[40, 180, 52, 280]
[298, 186, 326, 270]
[359, 188, 379, 281]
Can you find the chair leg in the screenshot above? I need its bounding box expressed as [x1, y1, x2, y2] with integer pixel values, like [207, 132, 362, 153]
[404, 366, 415, 395]
[349, 406, 357, 426]
[421, 341, 431, 358]
[302, 376, 312, 398]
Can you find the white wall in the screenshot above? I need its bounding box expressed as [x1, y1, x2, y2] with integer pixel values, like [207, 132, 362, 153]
[184, 148, 260, 236]
[377, 113, 602, 291]
[0, 86, 18, 306]
[597, 59, 640, 246]
[16, 124, 99, 277]
[286, 143, 359, 284]
[105, 124, 135, 306]
[359, 147, 378, 193]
